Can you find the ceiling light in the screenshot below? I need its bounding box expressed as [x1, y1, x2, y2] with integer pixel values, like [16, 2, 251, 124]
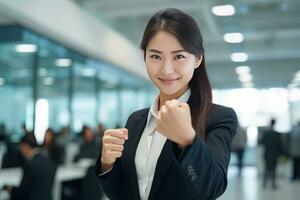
[55, 58, 72, 67]
[238, 73, 253, 82]
[16, 44, 37, 53]
[43, 77, 54, 86]
[0, 78, 5, 86]
[82, 68, 96, 77]
[231, 52, 248, 62]
[235, 66, 251, 74]
[212, 4, 235, 16]
[223, 32, 244, 43]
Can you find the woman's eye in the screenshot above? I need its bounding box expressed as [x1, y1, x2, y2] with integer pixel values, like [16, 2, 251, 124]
[150, 55, 161, 60]
[174, 55, 185, 60]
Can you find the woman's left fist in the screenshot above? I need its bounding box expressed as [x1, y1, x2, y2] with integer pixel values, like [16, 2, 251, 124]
[156, 99, 196, 147]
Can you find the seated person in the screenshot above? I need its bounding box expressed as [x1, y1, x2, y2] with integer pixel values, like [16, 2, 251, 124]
[74, 126, 99, 162]
[42, 128, 64, 164]
[3, 133, 56, 200]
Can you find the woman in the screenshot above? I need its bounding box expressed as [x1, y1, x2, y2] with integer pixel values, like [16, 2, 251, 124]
[96, 8, 237, 200]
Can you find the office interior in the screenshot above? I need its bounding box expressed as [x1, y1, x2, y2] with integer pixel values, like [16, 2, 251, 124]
[0, 0, 300, 200]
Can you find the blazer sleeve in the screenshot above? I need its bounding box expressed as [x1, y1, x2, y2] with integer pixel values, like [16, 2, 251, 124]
[95, 113, 135, 199]
[172, 106, 237, 199]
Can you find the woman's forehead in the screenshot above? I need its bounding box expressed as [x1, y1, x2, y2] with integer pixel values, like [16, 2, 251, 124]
[147, 31, 184, 51]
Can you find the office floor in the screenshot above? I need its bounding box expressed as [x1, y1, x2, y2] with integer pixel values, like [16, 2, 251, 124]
[219, 166, 300, 200]
[101, 165, 300, 200]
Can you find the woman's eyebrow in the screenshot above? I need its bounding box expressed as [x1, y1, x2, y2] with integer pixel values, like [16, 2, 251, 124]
[148, 49, 162, 54]
[171, 50, 186, 54]
[148, 49, 186, 54]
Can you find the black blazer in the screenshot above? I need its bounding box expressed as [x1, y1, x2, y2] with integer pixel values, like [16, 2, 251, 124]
[11, 151, 57, 200]
[96, 102, 237, 200]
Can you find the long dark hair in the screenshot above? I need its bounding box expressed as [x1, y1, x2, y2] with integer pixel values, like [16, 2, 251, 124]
[140, 8, 212, 140]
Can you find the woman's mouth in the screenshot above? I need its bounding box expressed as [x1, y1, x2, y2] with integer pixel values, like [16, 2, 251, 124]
[158, 78, 180, 85]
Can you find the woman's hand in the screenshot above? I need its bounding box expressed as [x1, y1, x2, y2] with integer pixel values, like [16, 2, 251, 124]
[100, 128, 128, 172]
[156, 99, 196, 147]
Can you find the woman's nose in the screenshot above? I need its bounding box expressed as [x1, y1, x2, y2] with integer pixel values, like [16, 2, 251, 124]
[160, 60, 174, 75]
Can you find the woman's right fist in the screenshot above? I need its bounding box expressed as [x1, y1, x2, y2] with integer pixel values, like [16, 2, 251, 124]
[100, 128, 128, 172]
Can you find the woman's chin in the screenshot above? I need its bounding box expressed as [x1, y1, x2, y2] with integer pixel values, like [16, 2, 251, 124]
[159, 87, 182, 96]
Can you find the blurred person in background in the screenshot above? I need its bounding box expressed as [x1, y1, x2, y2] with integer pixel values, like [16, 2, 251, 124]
[55, 127, 70, 162]
[56, 126, 70, 146]
[260, 118, 282, 189]
[289, 121, 300, 181]
[97, 123, 105, 141]
[0, 123, 6, 141]
[3, 133, 56, 200]
[21, 123, 31, 135]
[42, 128, 63, 165]
[74, 126, 99, 161]
[96, 123, 105, 150]
[231, 124, 247, 176]
[96, 8, 237, 200]
[1, 124, 25, 168]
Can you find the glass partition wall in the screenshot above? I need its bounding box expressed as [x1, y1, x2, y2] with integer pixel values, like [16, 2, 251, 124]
[0, 25, 154, 143]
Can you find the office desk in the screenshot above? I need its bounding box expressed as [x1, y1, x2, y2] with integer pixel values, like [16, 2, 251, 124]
[0, 159, 95, 200]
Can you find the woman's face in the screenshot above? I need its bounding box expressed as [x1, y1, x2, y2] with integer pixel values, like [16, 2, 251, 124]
[145, 31, 202, 98]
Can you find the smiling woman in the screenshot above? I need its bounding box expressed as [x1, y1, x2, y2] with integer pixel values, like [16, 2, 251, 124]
[145, 31, 201, 100]
[96, 8, 238, 200]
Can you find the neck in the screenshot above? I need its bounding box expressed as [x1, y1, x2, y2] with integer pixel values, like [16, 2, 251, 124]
[158, 86, 188, 110]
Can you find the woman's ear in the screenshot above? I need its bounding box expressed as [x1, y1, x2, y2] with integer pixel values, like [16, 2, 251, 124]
[194, 55, 203, 69]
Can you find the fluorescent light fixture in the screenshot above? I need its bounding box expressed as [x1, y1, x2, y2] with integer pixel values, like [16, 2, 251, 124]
[55, 58, 72, 67]
[16, 44, 37, 53]
[82, 68, 96, 77]
[235, 66, 251, 74]
[231, 52, 248, 62]
[43, 77, 54, 86]
[223, 32, 244, 43]
[34, 99, 49, 144]
[239, 73, 253, 82]
[0, 77, 5, 85]
[212, 4, 235, 16]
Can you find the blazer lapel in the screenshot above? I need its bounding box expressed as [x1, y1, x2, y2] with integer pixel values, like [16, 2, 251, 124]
[148, 140, 174, 200]
[123, 110, 149, 200]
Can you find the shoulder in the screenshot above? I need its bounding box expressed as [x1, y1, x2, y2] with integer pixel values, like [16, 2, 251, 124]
[128, 108, 149, 121]
[206, 104, 238, 134]
[208, 104, 237, 122]
[124, 108, 149, 127]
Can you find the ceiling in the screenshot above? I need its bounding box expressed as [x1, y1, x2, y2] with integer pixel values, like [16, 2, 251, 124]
[71, 0, 300, 89]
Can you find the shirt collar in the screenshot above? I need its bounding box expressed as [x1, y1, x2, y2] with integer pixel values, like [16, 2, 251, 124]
[146, 88, 191, 132]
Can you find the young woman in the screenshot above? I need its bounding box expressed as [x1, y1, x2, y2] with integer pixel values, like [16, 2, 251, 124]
[96, 8, 237, 200]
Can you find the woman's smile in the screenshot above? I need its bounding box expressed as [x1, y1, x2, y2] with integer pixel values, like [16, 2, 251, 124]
[158, 77, 181, 85]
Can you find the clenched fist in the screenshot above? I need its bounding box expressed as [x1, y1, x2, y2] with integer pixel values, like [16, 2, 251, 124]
[157, 99, 196, 147]
[101, 128, 128, 172]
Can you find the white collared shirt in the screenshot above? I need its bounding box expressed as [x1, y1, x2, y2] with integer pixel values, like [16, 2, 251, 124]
[135, 88, 191, 200]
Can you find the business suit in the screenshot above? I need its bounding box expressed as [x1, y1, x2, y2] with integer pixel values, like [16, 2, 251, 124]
[11, 151, 56, 200]
[96, 101, 237, 200]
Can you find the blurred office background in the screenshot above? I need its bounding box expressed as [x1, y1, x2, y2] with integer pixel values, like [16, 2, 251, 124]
[0, 0, 300, 200]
